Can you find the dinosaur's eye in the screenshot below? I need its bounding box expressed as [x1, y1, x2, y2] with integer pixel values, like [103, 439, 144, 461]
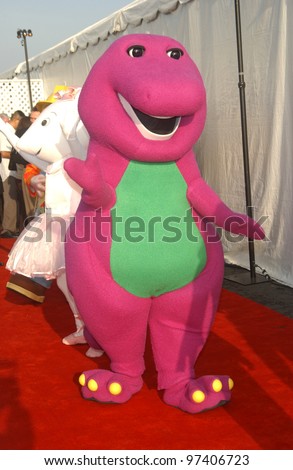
[127, 45, 145, 58]
[41, 118, 50, 126]
[167, 48, 184, 60]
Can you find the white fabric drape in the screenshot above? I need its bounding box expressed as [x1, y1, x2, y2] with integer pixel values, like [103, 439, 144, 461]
[194, 0, 293, 288]
[1, 0, 292, 286]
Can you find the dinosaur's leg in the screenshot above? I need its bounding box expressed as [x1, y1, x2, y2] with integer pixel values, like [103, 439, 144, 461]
[70, 266, 152, 404]
[149, 238, 233, 413]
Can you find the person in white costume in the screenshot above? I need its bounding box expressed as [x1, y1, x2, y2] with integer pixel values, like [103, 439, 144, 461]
[0, 87, 103, 358]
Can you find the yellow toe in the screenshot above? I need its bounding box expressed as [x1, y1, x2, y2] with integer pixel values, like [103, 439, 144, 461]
[192, 390, 205, 403]
[79, 374, 86, 386]
[88, 379, 98, 392]
[228, 378, 234, 390]
[108, 382, 122, 396]
[212, 379, 223, 392]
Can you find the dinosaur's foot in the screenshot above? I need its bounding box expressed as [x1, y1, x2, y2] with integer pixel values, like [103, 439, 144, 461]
[78, 369, 143, 404]
[164, 375, 234, 414]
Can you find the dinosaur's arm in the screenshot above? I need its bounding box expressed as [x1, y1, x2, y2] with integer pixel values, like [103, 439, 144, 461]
[187, 177, 265, 240]
[64, 154, 115, 210]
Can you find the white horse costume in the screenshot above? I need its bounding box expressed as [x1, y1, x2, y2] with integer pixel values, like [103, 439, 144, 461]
[0, 89, 103, 356]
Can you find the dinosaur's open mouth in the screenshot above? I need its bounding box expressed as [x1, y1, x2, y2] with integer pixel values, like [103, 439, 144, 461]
[119, 94, 180, 141]
[132, 108, 179, 135]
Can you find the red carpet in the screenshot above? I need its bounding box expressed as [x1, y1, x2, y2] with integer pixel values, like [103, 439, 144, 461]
[0, 238, 292, 450]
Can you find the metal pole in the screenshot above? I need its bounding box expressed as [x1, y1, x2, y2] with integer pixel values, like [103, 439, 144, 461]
[234, 0, 256, 282]
[22, 34, 33, 110]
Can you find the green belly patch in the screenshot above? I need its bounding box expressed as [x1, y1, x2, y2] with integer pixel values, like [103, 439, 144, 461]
[110, 161, 207, 297]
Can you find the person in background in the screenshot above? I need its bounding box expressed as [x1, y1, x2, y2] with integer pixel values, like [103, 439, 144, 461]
[29, 106, 41, 123]
[0, 113, 10, 230]
[0, 110, 25, 237]
[20, 107, 42, 219]
[9, 116, 32, 230]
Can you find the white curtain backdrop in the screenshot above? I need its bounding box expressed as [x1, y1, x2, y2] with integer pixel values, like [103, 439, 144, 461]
[193, 0, 293, 288]
[2, 0, 292, 286]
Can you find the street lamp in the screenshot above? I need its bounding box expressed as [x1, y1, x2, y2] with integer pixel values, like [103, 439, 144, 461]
[17, 28, 33, 109]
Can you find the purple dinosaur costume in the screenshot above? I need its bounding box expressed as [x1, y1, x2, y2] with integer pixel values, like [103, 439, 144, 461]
[64, 34, 265, 413]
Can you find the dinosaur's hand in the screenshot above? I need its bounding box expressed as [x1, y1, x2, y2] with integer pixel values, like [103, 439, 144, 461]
[64, 157, 115, 209]
[64, 158, 91, 189]
[222, 213, 266, 240]
[187, 178, 266, 240]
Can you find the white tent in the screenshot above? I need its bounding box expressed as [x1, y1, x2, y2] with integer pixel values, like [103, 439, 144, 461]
[1, 0, 292, 287]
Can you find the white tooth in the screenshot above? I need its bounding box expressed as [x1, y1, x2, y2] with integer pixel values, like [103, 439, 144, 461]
[150, 114, 173, 119]
[118, 94, 180, 141]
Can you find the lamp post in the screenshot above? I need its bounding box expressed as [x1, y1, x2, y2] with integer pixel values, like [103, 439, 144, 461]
[17, 29, 33, 110]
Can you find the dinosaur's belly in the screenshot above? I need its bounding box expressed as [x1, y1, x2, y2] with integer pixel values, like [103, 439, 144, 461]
[110, 161, 207, 298]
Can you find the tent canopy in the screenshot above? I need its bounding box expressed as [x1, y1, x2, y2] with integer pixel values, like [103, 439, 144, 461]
[0, 0, 192, 84]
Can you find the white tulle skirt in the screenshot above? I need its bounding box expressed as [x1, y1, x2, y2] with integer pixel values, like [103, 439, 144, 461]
[6, 212, 71, 279]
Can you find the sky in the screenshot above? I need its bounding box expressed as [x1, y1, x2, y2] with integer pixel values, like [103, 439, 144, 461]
[0, 0, 135, 73]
